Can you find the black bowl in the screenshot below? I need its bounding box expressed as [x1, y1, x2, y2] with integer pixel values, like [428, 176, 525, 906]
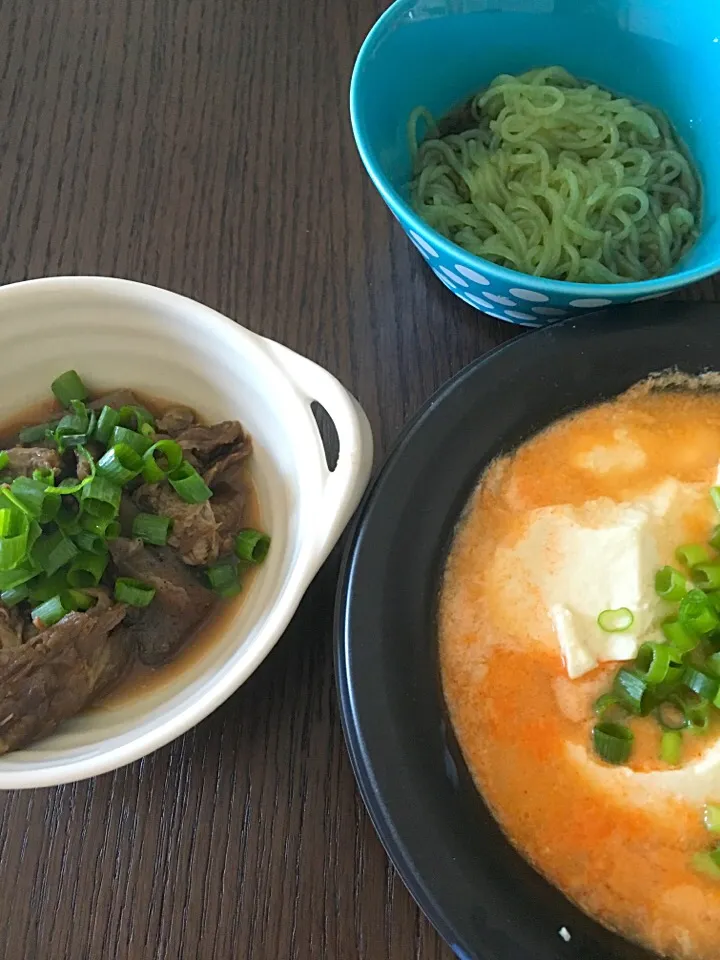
[335, 301, 720, 960]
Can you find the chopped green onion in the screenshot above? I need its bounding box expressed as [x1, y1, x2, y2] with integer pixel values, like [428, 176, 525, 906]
[694, 563, 720, 591]
[0, 584, 28, 607]
[96, 443, 143, 485]
[80, 513, 111, 537]
[55, 506, 81, 536]
[597, 607, 634, 633]
[704, 804, 720, 833]
[118, 405, 155, 433]
[687, 697, 711, 733]
[0, 508, 30, 572]
[234, 529, 271, 564]
[18, 423, 54, 445]
[60, 588, 95, 612]
[94, 405, 121, 445]
[592, 722, 634, 764]
[0, 453, 7, 472]
[67, 552, 108, 588]
[613, 668, 650, 715]
[593, 693, 626, 717]
[712, 487, 720, 513]
[29, 570, 71, 603]
[43, 450, 96, 497]
[31, 594, 68, 628]
[72, 530, 108, 555]
[655, 566, 688, 601]
[110, 426, 152, 456]
[169, 462, 213, 504]
[105, 520, 120, 540]
[8, 476, 46, 519]
[206, 561, 240, 597]
[710, 526, 720, 553]
[706, 652, 720, 678]
[31, 529, 78, 576]
[132, 513, 172, 546]
[660, 729, 683, 765]
[80, 476, 122, 521]
[683, 666, 720, 702]
[662, 617, 699, 654]
[676, 543, 712, 569]
[140, 422, 155, 439]
[114, 577, 155, 607]
[51, 370, 88, 407]
[54, 400, 94, 452]
[636, 642, 671, 685]
[692, 849, 720, 879]
[679, 589, 720, 636]
[0, 563, 38, 591]
[141, 439, 183, 483]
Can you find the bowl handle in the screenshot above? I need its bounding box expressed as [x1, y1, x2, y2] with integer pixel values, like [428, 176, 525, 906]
[260, 337, 374, 561]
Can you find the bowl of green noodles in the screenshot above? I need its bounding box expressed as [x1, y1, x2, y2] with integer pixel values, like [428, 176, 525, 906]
[350, 0, 720, 325]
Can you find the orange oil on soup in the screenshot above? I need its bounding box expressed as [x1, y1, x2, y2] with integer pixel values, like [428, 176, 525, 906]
[438, 386, 720, 960]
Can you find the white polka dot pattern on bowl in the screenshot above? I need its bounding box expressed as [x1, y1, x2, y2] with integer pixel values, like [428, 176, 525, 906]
[508, 288, 549, 303]
[505, 309, 539, 322]
[484, 293, 516, 307]
[439, 266, 468, 287]
[568, 297, 612, 308]
[462, 293, 495, 310]
[532, 306, 567, 317]
[454, 265, 490, 286]
[409, 231, 438, 258]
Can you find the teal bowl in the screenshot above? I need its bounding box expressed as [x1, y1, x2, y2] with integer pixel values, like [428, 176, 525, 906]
[350, 0, 720, 326]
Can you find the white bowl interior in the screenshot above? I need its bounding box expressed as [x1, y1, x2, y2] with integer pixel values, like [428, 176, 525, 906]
[0, 278, 332, 783]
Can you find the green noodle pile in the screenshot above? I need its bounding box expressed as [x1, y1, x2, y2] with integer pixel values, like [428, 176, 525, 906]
[408, 67, 701, 283]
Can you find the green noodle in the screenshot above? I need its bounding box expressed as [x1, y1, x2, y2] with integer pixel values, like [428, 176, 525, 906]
[408, 67, 701, 283]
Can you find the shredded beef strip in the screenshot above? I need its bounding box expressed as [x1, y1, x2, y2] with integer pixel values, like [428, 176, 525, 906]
[108, 538, 215, 665]
[133, 484, 220, 566]
[0, 604, 131, 754]
[4, 446, 61, 477]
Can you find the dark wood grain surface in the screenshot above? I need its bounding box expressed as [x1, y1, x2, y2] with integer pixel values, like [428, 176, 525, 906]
[0, 1, 717, 957]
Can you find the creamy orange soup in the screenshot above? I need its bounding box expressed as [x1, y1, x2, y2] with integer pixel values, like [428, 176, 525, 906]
[439, 384, 720, 960]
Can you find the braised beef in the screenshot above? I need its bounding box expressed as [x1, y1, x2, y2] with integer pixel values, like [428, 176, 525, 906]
[89, 389, 140, 411]
[155, 406, 196, 437]
[4, 446, 61, 477]
[108, 538, 215, 665]
[203, 446, 251, 491]
[0, 606, 23, 649]
[175, 421, 246, 463]
[0, 604, 131, 754]
[211, 489, 247, 556]
[134, 484, 220, 566]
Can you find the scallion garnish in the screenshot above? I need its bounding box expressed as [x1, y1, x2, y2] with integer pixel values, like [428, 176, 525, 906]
[51, 370, 88, 407]
[661, 616, 698, 654]
[0, 584, 28, 607]
[118, 405, 155, 433]
[679, 589, 720, 635]
[31, 594, 68, 628]
[80, 476, 122, 521]
[94, 405, 121, 445]
[110, 426, 152, 456]
[206, 560, 240, 596]
[67, 552, 108, 588]
[635, 642, 671, 685]
[683, 666, 719, 703]
[704, 804, 720, 833]
[597, 607, 634, 633]
[18, 423, 54, 445]
[31, 529, 78, 577]
[592, 722, 634, 764]
[693, 848, 720, 879]
[132, 513, 172, 546]
[169, 462, 213, 504]
[234, 529, 271, 564]
[141, 439, 183, 483]
[613, 669, 650, 716]
[660, 730, 682, 765]
[96, 443, 143, 485]
[114, 577, 155, 607]
[676, 543, 712, 569]
[655, 565, 688, 601]
[693, 563, 720, 591]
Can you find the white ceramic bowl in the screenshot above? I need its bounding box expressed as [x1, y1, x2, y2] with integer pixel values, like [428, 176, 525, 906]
[0, 276, 373, 788]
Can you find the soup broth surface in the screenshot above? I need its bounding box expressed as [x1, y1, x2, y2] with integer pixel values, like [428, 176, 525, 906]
[439, 383, 720, 960]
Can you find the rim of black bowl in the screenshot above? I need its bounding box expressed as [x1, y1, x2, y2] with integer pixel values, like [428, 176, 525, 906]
[335, 300, 720, 960]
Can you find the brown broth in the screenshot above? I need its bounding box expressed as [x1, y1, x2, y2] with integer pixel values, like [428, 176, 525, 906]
[0, 389, 264, 711]
[438, 386, 720, 960]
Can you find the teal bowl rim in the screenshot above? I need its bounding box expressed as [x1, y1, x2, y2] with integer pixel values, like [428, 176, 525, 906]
[349, 0, 720, 301]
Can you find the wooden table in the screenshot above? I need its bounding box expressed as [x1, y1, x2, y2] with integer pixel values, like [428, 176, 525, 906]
[0, 1, 717, 957]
